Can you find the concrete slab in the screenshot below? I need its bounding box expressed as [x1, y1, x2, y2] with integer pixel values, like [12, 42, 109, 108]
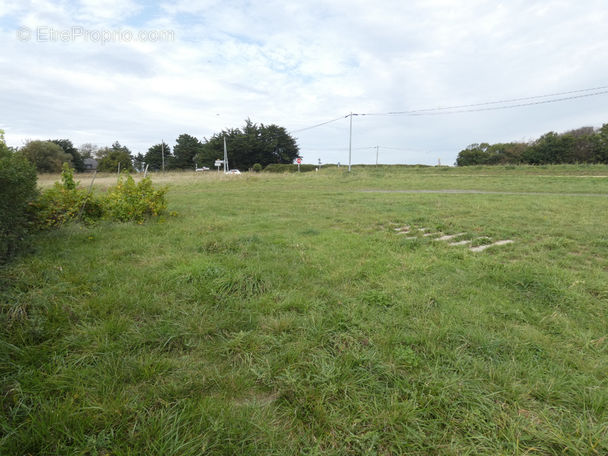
[449, 240, 472, 246]
[470, 240, 514, 252]
[435, 233, 466, 241]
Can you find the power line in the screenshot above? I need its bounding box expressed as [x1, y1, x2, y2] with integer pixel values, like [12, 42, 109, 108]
[302, 147, 349, 151]
[379, 146, 436, 152]
[355, 145, 453, 153]
[403, 90, 608, 116]
[303, 145, 432, 152]
[287, 84, 608, 133]
[290, 115, 347, 133]
[362, 87, 608, 117]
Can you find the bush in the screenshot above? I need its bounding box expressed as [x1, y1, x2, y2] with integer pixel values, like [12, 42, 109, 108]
[0, 152, 38, 261]
[252, 163, 262, 172]
[33, 164, 103, 229]
[33, 168, 166, 229]
[103, 173, 167, 223]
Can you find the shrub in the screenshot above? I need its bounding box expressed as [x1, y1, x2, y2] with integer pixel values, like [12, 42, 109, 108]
[252, 163, 262, 172]
[103, 173, 167, 222]
[0, 152, 38, 261]
[33, 164, 103, 229]
[34, 169, 167, 228]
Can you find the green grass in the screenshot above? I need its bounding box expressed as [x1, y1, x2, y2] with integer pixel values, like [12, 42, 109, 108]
[2, 165, 608, 455]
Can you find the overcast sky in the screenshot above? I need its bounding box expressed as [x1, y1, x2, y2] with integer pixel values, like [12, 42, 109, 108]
[1, 0, 607, 165]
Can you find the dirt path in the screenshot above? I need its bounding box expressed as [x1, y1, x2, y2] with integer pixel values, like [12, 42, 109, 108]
[360, 189, 608, 197]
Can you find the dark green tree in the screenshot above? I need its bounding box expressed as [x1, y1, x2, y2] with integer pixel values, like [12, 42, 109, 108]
[457, 123, 608, 166]
[133, 153, 145, 172]
[0, 129, 9, 159]
[455, 143, 492, 166]
[564, 127, 598, 163]
[487, 142, 527, 164]
[50, 139, 85, 172]
[595, 123, 608, 163]
[144, 141, 172, 171]
[260, 123, 300, 165]
[194, 127, 240, 168]
[97, 142, 134, 172]
[523, 132, 567, 164]
[19, 140, 71, 173]
[172, 134, 203, 169]
[194, 120, 299, 170]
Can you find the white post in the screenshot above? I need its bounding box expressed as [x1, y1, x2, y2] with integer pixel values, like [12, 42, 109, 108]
[223, 137, 228, 173]
[348, 112, 353, 172]
[376, 145, 379, 166]
[161, 140, 165, 172]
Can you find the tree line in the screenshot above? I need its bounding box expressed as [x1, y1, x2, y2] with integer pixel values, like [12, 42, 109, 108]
[7, 120, 299, 173]
[456, 124, 608, 166]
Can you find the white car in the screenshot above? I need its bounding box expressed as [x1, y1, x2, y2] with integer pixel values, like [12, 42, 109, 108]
[195, 166, 210, 172]
[226, 169, 241, 174]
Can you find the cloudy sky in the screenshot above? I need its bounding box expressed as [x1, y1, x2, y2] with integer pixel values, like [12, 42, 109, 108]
[1, 0, 607, 165]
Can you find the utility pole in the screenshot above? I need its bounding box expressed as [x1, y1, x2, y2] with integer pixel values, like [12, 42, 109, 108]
[161, 140, 165, 173]
[223, 136, 228, 173]
[376, 145, 379, 167]
[348, 112, 353, 172]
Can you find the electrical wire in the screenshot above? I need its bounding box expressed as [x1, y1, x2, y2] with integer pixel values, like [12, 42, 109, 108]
[362, 87, 608, 116]
[404, 90, 608, 116]
[287, 84, 608, 133]
[290, 115, 347, 133]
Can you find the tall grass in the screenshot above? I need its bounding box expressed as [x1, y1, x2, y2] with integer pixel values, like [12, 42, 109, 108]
[1, 165, 607, 455]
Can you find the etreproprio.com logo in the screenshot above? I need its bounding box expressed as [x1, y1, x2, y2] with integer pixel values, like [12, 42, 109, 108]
[16, 26, 175, 44]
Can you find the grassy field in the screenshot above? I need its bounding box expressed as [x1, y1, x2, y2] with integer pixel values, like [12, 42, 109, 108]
[2, 165, 608, 455]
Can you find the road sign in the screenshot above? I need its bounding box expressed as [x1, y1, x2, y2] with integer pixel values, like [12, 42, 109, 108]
[296, 158, 302, 164]
[215, 160, 224, 167]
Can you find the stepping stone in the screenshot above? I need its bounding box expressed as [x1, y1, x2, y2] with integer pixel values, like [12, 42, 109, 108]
[470, 240, 514, 252]
[450, 240, 471, 246]
[423, 232, 442, 237]
[394, 225, 411, 233]
[435, 233, 466, 241]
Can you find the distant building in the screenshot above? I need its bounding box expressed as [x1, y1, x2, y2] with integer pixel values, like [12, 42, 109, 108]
[83, 158, 98, 171]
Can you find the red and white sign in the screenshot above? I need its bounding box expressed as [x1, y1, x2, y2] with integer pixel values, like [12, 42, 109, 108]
[296, 158, 302, 164]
